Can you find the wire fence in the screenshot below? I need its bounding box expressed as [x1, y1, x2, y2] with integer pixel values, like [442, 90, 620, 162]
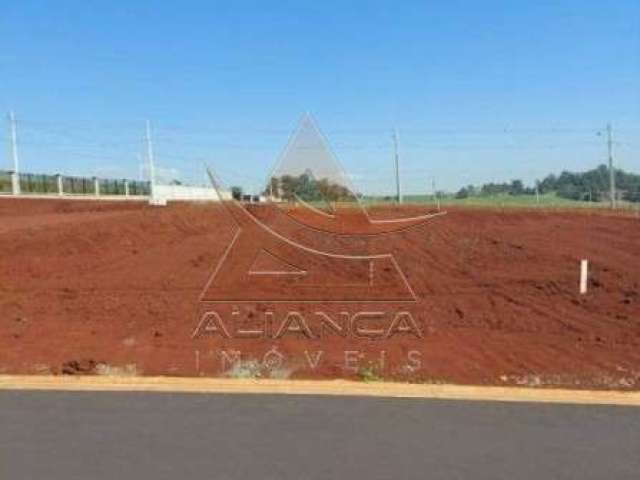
[61, 175, 94, 195]
[0, 170, 11, 193]
[0, 170, 150, 197]
[19, 173, 58, 194]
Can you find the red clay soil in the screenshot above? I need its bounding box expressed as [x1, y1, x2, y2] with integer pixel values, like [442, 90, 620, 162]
[1, 197, 639, 389]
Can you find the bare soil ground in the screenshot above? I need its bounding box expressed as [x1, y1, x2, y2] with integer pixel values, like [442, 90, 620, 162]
[1, 198, 639, 389]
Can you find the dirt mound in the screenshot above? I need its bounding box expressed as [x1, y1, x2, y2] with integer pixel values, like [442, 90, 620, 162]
[1, 198, 639, 389]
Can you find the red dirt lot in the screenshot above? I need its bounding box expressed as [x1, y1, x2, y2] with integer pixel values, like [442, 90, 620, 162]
[1, 197, 639, 389]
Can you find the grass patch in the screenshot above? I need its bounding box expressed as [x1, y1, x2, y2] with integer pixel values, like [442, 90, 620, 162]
[358, 364, 383, 383]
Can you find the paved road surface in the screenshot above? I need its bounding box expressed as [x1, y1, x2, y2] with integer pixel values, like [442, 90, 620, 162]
[1, 391, 639, 479]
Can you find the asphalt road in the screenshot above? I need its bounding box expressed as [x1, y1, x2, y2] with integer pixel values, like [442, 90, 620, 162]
[1, 391, 639, 480]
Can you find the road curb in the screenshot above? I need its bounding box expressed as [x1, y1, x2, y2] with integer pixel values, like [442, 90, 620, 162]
[1, 375, 640, 406]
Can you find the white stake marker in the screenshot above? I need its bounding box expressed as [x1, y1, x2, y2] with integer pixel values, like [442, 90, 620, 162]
[580, 259, 588, 294]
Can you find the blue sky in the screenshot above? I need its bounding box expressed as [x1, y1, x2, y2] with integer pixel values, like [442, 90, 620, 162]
[1, 0, 639, 194]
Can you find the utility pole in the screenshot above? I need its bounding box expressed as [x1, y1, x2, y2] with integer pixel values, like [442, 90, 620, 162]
[145, 120, 156, 200]
[606, 123, 616, 209]
[392, 129, 402, 204]
[432, 177, 440, 211]
[8, 111, 20, 194]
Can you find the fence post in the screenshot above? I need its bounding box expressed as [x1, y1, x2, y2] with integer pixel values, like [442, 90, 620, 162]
[10, 171, 20, 195]
[124, 180, 130, 197]
[579, 259, 588, 295]
[56, 174, 64, 196]
[93, 177, 100, 197]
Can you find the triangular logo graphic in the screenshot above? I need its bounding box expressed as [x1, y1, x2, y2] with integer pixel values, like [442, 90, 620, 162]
[269, 114, 360, 213]
[200, 114, 445, 303]
[249, 249, 306, 275]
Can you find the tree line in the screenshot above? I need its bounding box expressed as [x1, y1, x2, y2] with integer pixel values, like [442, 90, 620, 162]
[456, 164, 640, 203]
[262, 171, 354, 202]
